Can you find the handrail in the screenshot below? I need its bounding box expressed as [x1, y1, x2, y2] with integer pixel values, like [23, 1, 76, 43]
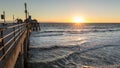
[0, 29, 25, 61]
[0, 25, 26, 51]
[3, 27, 21, 39]
[6, 23, 25, 29]
[0, 23, 25, 31]
[0, 23, 27, 61]
[0, 22, 39, 67]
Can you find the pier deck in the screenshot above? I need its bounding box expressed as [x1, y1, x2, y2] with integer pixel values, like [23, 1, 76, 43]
[0, 22, 39, 68]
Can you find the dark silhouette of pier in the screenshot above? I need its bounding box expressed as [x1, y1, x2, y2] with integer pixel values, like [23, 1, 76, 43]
[0, 2, 40, 68]
[0, 21, 40, 68]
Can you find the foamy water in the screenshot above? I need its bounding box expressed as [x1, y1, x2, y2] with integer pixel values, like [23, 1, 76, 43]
[28, 23, 120, 68]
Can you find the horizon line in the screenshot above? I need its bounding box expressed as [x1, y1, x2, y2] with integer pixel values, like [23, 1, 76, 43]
[0, 21, 120, 24]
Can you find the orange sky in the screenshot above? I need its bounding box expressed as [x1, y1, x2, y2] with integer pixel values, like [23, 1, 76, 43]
[0, 0, 120, 23]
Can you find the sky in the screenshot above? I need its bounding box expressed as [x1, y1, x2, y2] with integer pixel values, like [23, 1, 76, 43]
[0, 0, 120, 23]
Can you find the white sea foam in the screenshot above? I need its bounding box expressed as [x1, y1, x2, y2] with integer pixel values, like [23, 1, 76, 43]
[28, 23, 120, 68]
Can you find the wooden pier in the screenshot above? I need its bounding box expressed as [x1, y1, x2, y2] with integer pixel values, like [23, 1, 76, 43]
[0, 22, 40, 68]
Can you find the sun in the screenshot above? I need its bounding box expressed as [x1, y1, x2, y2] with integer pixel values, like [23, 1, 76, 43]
[73, 16, 85, 23]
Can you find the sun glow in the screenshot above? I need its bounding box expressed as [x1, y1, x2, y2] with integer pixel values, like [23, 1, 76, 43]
[73, 16, 85, 23]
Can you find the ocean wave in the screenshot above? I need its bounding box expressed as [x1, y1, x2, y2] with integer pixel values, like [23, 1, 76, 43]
[31, 33, 63, 37]
[29, 44, 81, 51]
[28, 23, 120, 68]
[66, 29, 120, 34]
[31, 28, 120, 35]
[28, 45, 120, 68]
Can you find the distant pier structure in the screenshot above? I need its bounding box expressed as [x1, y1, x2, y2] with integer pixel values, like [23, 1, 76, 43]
[25, 15, 41, 31]
[24, 2, 40, 31]
[0, 3, 40, 68]
[30, 19, 41, 31]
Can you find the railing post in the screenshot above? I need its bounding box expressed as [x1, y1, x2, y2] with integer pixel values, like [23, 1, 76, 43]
[13, 24, 16, 44]
[18, 23, 20, 37]
[20, 23, 22, 35]
[1, 28, 5, 57]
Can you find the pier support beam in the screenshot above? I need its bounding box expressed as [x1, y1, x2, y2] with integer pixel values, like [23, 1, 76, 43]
[23, 37, 28, 68]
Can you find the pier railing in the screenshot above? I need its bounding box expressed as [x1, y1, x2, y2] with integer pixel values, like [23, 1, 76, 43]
[0, 23, 28, 67]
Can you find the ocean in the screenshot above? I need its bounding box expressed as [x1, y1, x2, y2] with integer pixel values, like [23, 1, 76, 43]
[28, 23, 120, 68]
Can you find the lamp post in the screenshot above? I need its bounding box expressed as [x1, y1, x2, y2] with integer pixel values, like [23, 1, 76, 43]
[13, 15, 15, 23]
[1, 11, 6, 25]
[3, 11, 6, 24]
[24, 2, 28, 21]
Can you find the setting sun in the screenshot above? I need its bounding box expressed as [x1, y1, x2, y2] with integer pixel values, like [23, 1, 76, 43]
[73, 16, 85, 23]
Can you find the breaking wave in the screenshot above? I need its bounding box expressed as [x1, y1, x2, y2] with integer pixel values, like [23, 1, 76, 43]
[28, 45, 120, 68]
[28, 23, 120, 68]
